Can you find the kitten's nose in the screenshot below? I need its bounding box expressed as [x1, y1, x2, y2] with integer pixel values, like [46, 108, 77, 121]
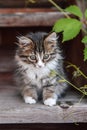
[37, 64, 44, 68]
[38, 65, 42, 68]
[36, 61, 45, 68]
[36, 55, 45, 68]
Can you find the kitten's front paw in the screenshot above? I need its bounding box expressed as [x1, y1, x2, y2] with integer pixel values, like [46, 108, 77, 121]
[24, 96, 36, 104]
[44, 98, 56, 106]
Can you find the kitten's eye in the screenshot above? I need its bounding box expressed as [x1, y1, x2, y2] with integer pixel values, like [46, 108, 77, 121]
[29, 55, 36, 60]
[43, 54, 49, 59]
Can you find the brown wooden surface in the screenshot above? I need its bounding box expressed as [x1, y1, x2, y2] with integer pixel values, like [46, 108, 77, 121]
[0, 83, 87, 124]
[0, 8, 65, 27]
[0, 8, 57, 14]
[0, 0, 76, 27]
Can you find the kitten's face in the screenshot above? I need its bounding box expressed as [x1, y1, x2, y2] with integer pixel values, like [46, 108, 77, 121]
[16, 32, 59, 68]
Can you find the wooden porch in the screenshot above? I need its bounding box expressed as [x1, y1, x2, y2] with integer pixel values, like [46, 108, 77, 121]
[0, 0, 87, 129]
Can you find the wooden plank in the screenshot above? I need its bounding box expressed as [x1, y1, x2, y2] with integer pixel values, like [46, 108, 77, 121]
[0, 8, 64, 27]
[0, 8, 57, 14]
[0, 84, 87, 124]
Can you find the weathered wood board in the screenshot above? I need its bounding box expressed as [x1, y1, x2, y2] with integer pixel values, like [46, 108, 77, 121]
[0, 8, 64, 27]
[0, 84, 87, 124]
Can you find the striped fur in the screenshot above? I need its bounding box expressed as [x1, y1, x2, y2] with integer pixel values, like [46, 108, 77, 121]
[15, 32, 68, 106]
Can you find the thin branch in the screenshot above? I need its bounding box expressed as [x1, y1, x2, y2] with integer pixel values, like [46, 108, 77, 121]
[50, 70, 87, 96]
[48, 0, 70, 18]
[57, 72, 87, 95]
[82, 28, 87, 35]
[67, 62, 87, 79]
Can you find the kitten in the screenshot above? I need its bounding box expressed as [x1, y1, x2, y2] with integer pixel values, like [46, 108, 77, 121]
[15, 32, 68, 106]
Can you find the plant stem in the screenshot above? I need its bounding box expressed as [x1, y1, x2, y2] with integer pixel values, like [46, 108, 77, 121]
[56, 71, 87, 95]
[67, 62, 87, 79]
[48, 0, 70, 18]
[78, 94, 85, 103]
[50, 70, 87, 95]
[82, 28, 87, 35]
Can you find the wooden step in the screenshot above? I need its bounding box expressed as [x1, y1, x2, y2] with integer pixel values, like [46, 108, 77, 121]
[0, 8, 64, 27]
[0, 84, 87, 123]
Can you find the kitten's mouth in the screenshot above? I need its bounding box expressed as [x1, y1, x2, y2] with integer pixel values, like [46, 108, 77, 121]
[36, 65, 45, 68]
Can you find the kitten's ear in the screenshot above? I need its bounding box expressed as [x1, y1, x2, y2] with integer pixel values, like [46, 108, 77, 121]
[45, 32, 57, 42]
[16, 36, 33, 47]
[45, 31, 63, 43]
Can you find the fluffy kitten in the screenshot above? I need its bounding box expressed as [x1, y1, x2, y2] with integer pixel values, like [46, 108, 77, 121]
[15, 32, 68, 106]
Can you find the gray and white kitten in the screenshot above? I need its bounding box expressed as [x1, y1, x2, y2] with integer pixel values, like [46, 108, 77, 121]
[15, 32, 68, 106]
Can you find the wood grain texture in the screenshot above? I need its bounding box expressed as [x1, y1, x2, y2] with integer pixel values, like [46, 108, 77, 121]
[0, 84, 87, 124]
[0, 8, 64, 27]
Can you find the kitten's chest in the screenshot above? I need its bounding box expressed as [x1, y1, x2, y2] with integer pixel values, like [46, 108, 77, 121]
[26, 66, 50, 87]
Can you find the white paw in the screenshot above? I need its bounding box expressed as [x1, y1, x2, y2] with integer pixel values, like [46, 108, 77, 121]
[44, 98, 56, 106]
[24, 96, 36, 104]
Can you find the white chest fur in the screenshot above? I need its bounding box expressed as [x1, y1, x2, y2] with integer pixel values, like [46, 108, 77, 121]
[25, 65, 50, 87]
[27, 67, 48, 79]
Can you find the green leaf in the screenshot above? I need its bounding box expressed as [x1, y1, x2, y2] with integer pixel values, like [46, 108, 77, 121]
[83, 47, 87, 61]
[65, 5, 83, 19]
[85, 9, 87, 19]
[82, 36, 87, 44]
[52, 18, 82, 42]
